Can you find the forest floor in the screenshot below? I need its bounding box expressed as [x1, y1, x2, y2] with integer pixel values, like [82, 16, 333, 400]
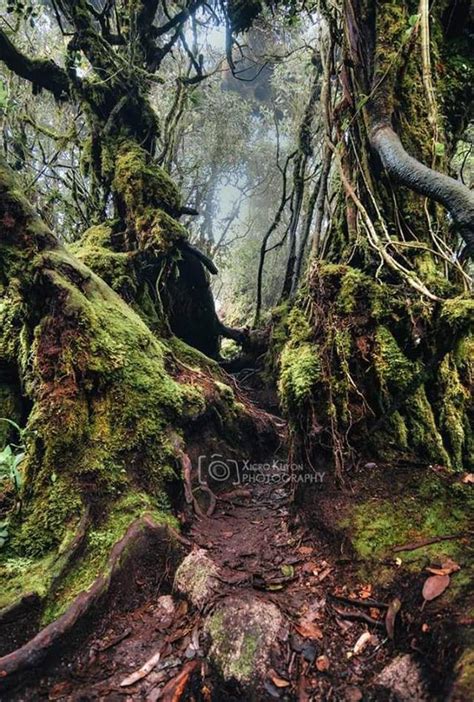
[3, 380, 470, 701]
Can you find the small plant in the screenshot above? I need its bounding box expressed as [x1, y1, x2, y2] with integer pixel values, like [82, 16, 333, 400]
[0, 418, 27, 495]
[0, 418, 28, 551]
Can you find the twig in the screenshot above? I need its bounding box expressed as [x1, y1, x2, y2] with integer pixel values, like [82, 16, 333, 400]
[119, 648, 162, 687]
[393, 533, 466, 553]
[331, 605, 384, 628]
[329, 594, 388, 609]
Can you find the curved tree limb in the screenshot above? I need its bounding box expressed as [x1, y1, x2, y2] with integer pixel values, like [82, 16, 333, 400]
[178, 240, 218, 275]
[370, 124, 474, 257]
[0, 29, 70, 100]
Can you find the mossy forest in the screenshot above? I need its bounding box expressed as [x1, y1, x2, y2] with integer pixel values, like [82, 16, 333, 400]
[0, 0, 472, 699]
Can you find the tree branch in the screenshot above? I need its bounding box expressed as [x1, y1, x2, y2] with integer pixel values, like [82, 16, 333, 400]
[370, 125, 474, 257]
[0, 29, 70, 100]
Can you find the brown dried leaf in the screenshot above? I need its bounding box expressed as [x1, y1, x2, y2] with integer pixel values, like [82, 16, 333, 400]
[316, 654, 330, 671]
[353, 631, 374, 655]
[358, 584, 372, 599]
[318, 567, 332, 582]
[298, 545, 314, 555]
[426, 558, 460, 576]
[422, 574, 450, 602]
[295, 621, 323, 640]
[269, 671, 291, 688]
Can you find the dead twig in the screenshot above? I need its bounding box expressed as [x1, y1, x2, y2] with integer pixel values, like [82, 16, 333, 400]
[329, 594, 388, 609]
[331, 605, 384, 628]
[393, 534, 466, 553]
[119, 648, 162, 687]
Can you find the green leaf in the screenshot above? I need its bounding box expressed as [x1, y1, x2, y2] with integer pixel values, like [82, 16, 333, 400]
[281, 564, 295, 577]
[408, 13, 420, 26]
[0, 445, 13, 465]
[0, 82, 7, 110]
[434, 142, 445, 156]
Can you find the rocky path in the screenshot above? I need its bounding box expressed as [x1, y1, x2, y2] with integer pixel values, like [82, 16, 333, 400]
[8, 443, 434, 702]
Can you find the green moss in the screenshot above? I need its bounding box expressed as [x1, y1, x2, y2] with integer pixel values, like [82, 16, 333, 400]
[70, 241, 137, 298]
[374, 326, 417, 395]
[0, 157, 256, 619]
[77, 223, 115, 249]
[279, 343, 321, 411]
[342, 473, 473, 568]
[441, 296, 474, 334]
[286, 307, 313, 344]
[0, 551, 58, 609]
[0, 385, 22, 446]
[453, 649, 474, 701]
[438, 354, 470, 470]
[406, 386, 450, 465]
[113, 141, 181, 216]
[135, 208, 188, 253]
[206, 609, 259, 681]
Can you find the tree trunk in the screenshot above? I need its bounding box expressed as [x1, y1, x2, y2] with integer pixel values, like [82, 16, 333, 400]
[275, 0, 473, 477]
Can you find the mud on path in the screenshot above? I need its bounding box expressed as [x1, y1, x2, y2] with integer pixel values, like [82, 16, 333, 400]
[3, 403, 468, 701]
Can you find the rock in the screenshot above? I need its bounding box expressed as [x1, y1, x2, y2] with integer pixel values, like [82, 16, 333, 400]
[374, 654, 429, 701]
[204, 596, 287, 690]
[156, 594, 175, 615]
[174, 549, 219, 608]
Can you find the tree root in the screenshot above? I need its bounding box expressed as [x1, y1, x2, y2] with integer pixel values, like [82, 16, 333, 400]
[0, 516, 181, 688]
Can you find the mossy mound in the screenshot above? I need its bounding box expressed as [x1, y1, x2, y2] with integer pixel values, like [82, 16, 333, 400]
[273, 263, 473, 473]
[338, 467, 473, 602]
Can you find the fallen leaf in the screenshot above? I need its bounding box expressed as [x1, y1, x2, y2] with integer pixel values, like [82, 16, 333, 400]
[426, 557, 460, 576]
[353, 631, 373, 655]
[385, 597, 401, 640]
[461, 473, 474, 484]
[358, 584, 372, 599]
[422, 574, 450, 605]
[298, 545, 313, 555]
[160, 660, 199, 702]
[421, 623, 430, 632]
[316, 654, 330, 671]
[281, 564, 295, 577]
[269, 671, 290, 688]
[295, 621, 323, 640]
[344, 687, 363, 702]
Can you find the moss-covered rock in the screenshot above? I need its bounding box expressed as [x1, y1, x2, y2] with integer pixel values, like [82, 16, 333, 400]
[174, 548, 219, 609]
[204, 596, 286, 689]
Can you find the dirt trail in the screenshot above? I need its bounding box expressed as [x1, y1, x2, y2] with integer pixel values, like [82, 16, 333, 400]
[7, 449, 403, 702]
[4, 389, 458, 701]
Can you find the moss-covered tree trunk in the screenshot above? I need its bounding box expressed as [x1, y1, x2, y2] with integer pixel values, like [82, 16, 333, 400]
[0, 157, 266, 658]
[276, 0, 473, 476]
